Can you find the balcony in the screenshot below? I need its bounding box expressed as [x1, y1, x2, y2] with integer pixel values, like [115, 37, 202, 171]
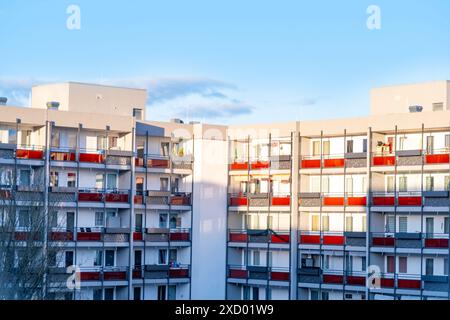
[371, 233, 395, 247]
[143, 264, 190, 279]
[372, 153, 396, 166]
[77, 189, 130, 203]
[104, 190, 129, 203]
[79, 266, 128, 282]
[250, 157, 270, 170]
[371, 192, 422, 207]
[299, 231, 367, 246]
[227, 265, 290, 282]
[377, 274, 422, 290]
[424, 234, 449, 248]
[299, 193, 367, 207]
[300, 156, 321, 169]
[76, 227, 103, 241]
[144, 228, 191, 243]
[228, 193, 291, 207]
[135, 155, 170, 169]
[170, 192, 192, 206]
[300, 153, 368, 169]
[49, 228, 74, 241]
[16, 146, 44, 160]
[172, 154, 193, 170]
[79, 149, 105, 164]
[78, 189, 103, 202]
[50, 147, 76, 162]
[228, 229, 290, 244]
[425, 149, 450, 165]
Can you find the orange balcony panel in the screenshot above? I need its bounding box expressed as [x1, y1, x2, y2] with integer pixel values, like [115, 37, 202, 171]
[271, 234, 290, 243]
[80, 272, 101, 281]
[398, 196, 422, 206]
[270, 272, 290, 281]
[372, 237, 395, 247]
[230, 162, 249, 171]
[323, 274, 344, 284]
[135, 158, 144, 167]
[78, 192, 103, 202]
[398, 279, 421, 290]
[77, 232, 102, 241]
[229, 233, 247, 242]
[323, 158, 345, 168]
[347, 197, 367, 206]
[426, 154, 450, 164]
[372, 197, 395, 206]
[323, 235, 344, 245]
[79, 153, 104, 163]
[105, 193, 129, 203]
[373, 156, 396, 166]
[229, 197, 247, 206]
[347, 276, 365, 286]
[301, 159, 321, 169]
[380, 278, 395, 288]
[300, 234, 321, 244]
[229, 269, 247, 279]
[169, 268, 189, 278]
[14, 232, 40, 241]
[50, 232, 74, 241]
[271, 197, 290, 206]
[148, 159, 170, 168]
[132, 270, 143, 279]
[16, 149, 44, 160]
[104, 271, 127, 281]
[134, 195, 143, 204]
[133, 232, 143, 241]
[425, 238, 449, 248]
[250, 161, 270, 170]
[323, 197, 344, 206]
[50, 152, 76, 161]
[170, 196, 191, 206]
[170, 232, 190, 241]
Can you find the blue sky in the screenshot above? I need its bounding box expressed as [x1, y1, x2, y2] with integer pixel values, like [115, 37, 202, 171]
[1, 0, 450, 124]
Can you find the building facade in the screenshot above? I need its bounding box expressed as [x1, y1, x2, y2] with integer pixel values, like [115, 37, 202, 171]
[1, 80, 450, 300]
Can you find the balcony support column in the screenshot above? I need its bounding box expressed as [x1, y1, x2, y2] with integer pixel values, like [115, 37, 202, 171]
[290, 126, 300, 299]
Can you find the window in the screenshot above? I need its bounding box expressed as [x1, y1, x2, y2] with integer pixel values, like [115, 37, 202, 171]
[133, 287, 141, 301]
[169, 249, 177, 264]
[345, 294, 353, 300]
[49, 211, 58, 228]
[169, 215, 180, 229]
[19, 169, 31, 186]
[172, 178, 180, 193]
[160, 177, 169, 191]
[161, 142, 170, 157]
[346, 177, 353, 195]
[168, 286, 177, 300]
[432, 102, 444, 112]
[243, 286, 250, 300]
[106, 173, 117, 190]
[18, 210, 30, 228]
[312, 215, 320, 232]
[310, 290, 319, 301]
[445, 176, 450, 191]
[67, 132, 77, 149]
[446, 135, 450, 151]
[157, 286, 166, 300]
[135, 213, 143, 231]
[95, 212, 104, 227]
[346, 140, 354, 153]
[94, 250, 103, 266]
[426, 176, 434, 192]
[444, 217, 449, 234]
[363, 139, 368, 153]
[362, 216, 367, 232]
[67, 173, 76, 188]
[387, 256, 395, 273]
[345, 216, 354, 232]
[133, 108, 143, 120]
[426, 136, 434, 154]
[322, 176, 330, 193]
[321, 292, 329, 300]
[252, 251, 260, 266]
[386, 216, 395, 233]
[361, 257, 367, 271]
[324, 255, 330, 270]
[444, 259, 448, 276]
[426, 217, 434, 236]
[134, 250, 142, 267]
[48, 251, 57, 267]
[65, 251, 74, 267]
[399, 257, 407, 274]
[387, 176, 395, 193]
[97, 136, 106, 150]
[252, 287, 259, 301]
[399, 217, 408, 233]
[267, 251, 273, 267]
[346, 255, 353, 272]
[159, 214, 168, 228]
[136, 177, 144, 191]
[0, 168, 12, 186]
[322, 216, 329, 232]
[95, 174, 104, 189]
[51, 131, 60, 147]
[158, 249, 167, 265]
[105, 250, 115, 267]
[93, 289, 102, 301]
[50, 171, 59, 187]
[425, 258, 434, 276]
[108, 136, 118, 149]
[399, 176, 407, 192]
[312, 141, 320, 157]
[104, 288, 114, 301]
[66, 212, 75, 231]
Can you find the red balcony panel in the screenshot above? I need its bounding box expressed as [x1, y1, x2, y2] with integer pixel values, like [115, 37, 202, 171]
[104, 271, 127, 281]
[323, 235, 344, 245]
[50, 231, 74, 241]
[135, 158, 144, 167]
[426, 154, 450, 164]
[132, 270, 143, 279]
[134, 195, 143, 204]
[229, 232, 248, 242]
[133, 232, 143, 241]
[230, 162, 249, 171]
[301, 159, 321, 169]
[229, 197, 247, 206]
[78, 192, 103, 202]
[347, 197, 367, 206]
[50, 152, 76, 161]
[300, 234, 321, 244]
[347, 276, 365, 286]
[271, 234, 290, 244]
[229, 269, 247, 279]
[250, 161, 270, 170]
[372, 197, 395, 206]
[323, 274, 344, 284]
[398, 279, 421, 290]
[169, 268, 189, 278]
[270, 272, 290, 281]
[79, 153, 104, 163]
[373, 156, 396, 166]
[80, 272, 101, 281]
[148, 159, 170, 168]
[398, 196, 422, 206]
[170, 232, 190, 241]
[380, 278, 395, 288]
[372, 237, 395, 247]
[323, 158, 345, 168]
[14, 232, 41, 241]
[425, 238, 449, 248]
[77, 232, 102, 241]
[16, 149, 44, 160]
[105, 193, 129, 203]
[271, 197, 290, 206]
[323, 197, 344, 206]
[170, 196, 191, 206]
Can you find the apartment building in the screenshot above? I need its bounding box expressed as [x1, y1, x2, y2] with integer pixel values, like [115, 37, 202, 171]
[1, 80, 450, 300]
